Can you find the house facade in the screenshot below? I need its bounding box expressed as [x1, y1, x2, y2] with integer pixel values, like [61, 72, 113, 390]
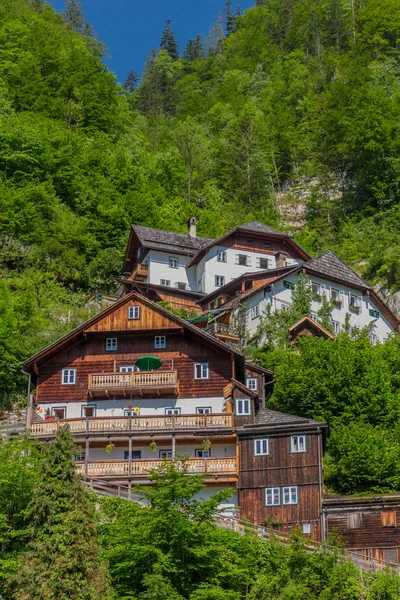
[23, 290, 325, 539]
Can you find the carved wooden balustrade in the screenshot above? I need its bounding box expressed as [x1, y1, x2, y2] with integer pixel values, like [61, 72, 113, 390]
[88, 370, 178, 396]
[30, 413, 235, 437]
[76, 457, 237, 478]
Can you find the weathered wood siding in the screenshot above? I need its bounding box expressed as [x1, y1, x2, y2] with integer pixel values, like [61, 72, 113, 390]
[238, 431, 322, 541]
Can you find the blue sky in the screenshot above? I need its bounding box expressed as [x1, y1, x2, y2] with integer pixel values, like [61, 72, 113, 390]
[47, 0, 255, 83]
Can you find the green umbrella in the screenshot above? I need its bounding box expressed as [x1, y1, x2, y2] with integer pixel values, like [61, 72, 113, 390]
[135, 356, 163, 371]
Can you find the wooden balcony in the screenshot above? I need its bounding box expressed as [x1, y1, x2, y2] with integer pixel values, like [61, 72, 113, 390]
[131, 263, 148, 281]
[30, 414, 234, 437]
[76, 457, 237, 478]
[206, 322, 240, 348]
[88, 370, 178, 397]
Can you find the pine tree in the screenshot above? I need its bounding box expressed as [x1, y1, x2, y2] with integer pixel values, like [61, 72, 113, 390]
[15, 427, 112, 600]
[123, 69, 139, 94]
[63, 0, 85, 31]
[224, 0, 237, 35]
[183, 35, 205, 61]
[160, 19, 179, 61]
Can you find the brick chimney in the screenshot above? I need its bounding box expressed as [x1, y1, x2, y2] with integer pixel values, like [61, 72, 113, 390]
[187, 216, 197, 238]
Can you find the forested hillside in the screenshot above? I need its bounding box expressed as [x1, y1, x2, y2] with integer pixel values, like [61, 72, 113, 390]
[2, 0, 400, 407]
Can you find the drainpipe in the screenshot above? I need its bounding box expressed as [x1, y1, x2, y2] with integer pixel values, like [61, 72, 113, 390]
[21, 368, 32, 432]
[317, 427, 325, 542]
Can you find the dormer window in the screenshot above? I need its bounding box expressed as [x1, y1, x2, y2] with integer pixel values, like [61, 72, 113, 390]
[106, 338, 118, 351]
[128, 306, 140, 320]
[169, 257, 179, 269]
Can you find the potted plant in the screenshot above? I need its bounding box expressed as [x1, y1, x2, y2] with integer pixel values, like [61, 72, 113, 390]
[202, 439, 211, 452]
[105, 443, 115, 454]
[148, 441, 157, 453]
[44, 409, 54, 421]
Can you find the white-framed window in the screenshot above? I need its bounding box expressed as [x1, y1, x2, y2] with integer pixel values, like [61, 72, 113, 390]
[124, 450, 142, 460]
[265, 487, 280, 506]
[128, 305, 140, 320]
[369, 333, 378, 346]
[159, 449, 173, 459]
[217, 250, 227, 263]
[169, 257, 179, 269]
[251, 304, 260, 320]
[194, 362, 209, 380]
[349, 294, 361, 310]
[291, 435, 306, 453]
[331, 320, 340, 334]
[196, 407, 212, 414]
[52, 406, 66, 419]
[82, 404, 96, 418]
[236, 398, 251, 415]
[195, 448, 211, 458]
[246, 378, 258, 391]
[254, 438, 269, 456]
[283, 486, 298, 505]
[160, 279, 171, 287]
[302, 523, 312, 535]
[154, 336, 166, 349]
[165, 407, 181, 415]
[119, 365, 138, 373]
[331, 288, 341, 304]
[106, 338, 118, 351]
[309, 312, 318, 322]
[236, 254, 249, 266]
[311, 282, 320, 297]
[280, 303, 291, 313]
[215, 275, 225, 287]
[61, 368, 76, 385]
[258, 257, 269, 269]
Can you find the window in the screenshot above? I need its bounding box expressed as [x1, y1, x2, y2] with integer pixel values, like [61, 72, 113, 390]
[74, 450, 86, 462]
[210, 301, 215, 310]
[283, 280, 295, 290]
[331, 288, 341, 304]
[82, 405, 96, 418]
[155, 336, 166, 349]
[217, 297, 223, 307]
[124, 451, 142, 460]
[265, 487, 280, 506]
[160, 279, 171, 287]
[349, 295, 361, 310]
[246, 239, 254, 246]
[236, 398, 251, 415]
[175, 282, 186, 290]
[280, 303, 291, 313]
[291, 435, 306, 453]
[369, 333, 378, 346]
[124, 408, 138, 416]
[159, 450, 173, 459]
[251, 304, 260, 320]
[215, 275, 225, 287]
[311, 282, 320, 298]
[165, 408, 181, 415]
[61, 368, 76, 385]
[369, 308, 380, 318]
[258, 257, 269, 269]
[217, 251, 227, 262]
[302, 523, 312, 535]
[244, 280, 253, 291]
[194, 362, 209, 379]
[237, 254, 248, 266]
[283, 486, 298, 505]
[119, 365, 137, 373]
[52, 407, 66, 420]
[264, 243, 271, 249]
[196, 407, 212, 414]
[382, 511, 397, 527]
[254, 438, 269, 456]
[195, 448, 211, 458]
[106, 338, 118, 351]
[309, 312, 318, 321]
[169, 257, 179, 268]
[246, 378, 258, 391]
[128, 305, 140, 320]
[347, 513, 362, 529]
[331, 320, 340, 334]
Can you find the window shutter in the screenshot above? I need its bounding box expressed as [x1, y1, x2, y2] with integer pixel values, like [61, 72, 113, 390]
[339, 290, 345, 303]
[320, 283, 327, 296]
[235, 254, 239, 265]
[358, 297, 363, 313]
[247, 255, 252, 267]
[256, 257, 260, 267]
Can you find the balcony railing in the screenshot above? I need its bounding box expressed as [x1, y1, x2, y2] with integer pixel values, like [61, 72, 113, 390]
[76, 457, 237, 478]
[30, 414, 234, 437]
[88, 370, 178, 396]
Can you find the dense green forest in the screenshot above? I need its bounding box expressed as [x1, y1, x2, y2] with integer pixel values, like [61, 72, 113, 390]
[2, 429, 400, 600]
[2, 0, 400, 493]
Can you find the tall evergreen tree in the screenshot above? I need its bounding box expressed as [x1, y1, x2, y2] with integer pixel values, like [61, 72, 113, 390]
[183, 35, 205, 61]
[160, 19, 179, 60]
[123, 69, 139, 94]
[63, 0, 85, 31]
[15, 427, 112, 600]
[224, 0, 237, 35]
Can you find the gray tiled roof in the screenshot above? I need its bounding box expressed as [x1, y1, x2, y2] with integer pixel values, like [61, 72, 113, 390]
[306, 250, 371, 290]
[253, 408, 324, 428]
[238, 220, 286, 236]
[132, 225, 213, 256]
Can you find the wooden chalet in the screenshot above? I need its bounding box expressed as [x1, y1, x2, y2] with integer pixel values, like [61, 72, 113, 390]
[288, 316, 335, 345]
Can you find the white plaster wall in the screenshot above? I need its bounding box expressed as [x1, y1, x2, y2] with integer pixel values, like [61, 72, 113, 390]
[88, 443, 236, 461]
[146, 250, 192, 290]
[36, 396, 226, 420]
[240, 271, 394, 342]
